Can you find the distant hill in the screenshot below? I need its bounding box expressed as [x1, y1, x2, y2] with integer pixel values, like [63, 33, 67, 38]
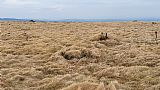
[0, 18, 160, 22]
[0, 18, 27, 21]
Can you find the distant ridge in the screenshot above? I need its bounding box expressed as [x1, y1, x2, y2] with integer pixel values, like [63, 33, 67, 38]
[0, 18, 160, 22]
[0, 18, 27, 21]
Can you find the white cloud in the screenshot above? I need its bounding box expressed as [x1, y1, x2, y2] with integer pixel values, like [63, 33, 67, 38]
[1, 0, 63, 10]
[2, 0, 39, 6]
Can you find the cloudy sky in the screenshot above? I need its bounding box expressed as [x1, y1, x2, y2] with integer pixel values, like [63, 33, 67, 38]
[0, 0, 159, 19]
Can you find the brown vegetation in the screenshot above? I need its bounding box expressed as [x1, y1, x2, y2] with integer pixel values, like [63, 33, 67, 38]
[0, 21, 160, 90]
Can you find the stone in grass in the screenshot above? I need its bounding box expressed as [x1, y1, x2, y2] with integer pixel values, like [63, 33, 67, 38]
[91, 32, 109, 41]
[29, 20, 36, 22]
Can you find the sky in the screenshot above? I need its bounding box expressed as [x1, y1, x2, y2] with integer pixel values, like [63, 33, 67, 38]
[0, 0, 160, 19]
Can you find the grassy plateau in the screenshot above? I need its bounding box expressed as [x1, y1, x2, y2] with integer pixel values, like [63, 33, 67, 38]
[0, 21, 160, 90]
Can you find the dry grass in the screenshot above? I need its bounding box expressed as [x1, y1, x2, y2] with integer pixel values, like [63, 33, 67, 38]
[0, 21, 160, 90]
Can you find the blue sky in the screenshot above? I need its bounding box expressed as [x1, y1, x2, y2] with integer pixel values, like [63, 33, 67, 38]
[0, 0, 160, 19]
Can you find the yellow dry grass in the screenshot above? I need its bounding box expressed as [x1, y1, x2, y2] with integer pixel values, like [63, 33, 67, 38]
[0, 21, 160, 90]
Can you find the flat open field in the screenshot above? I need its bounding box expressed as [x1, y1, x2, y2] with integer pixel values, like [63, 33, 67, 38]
[0, 21, 160, 90]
